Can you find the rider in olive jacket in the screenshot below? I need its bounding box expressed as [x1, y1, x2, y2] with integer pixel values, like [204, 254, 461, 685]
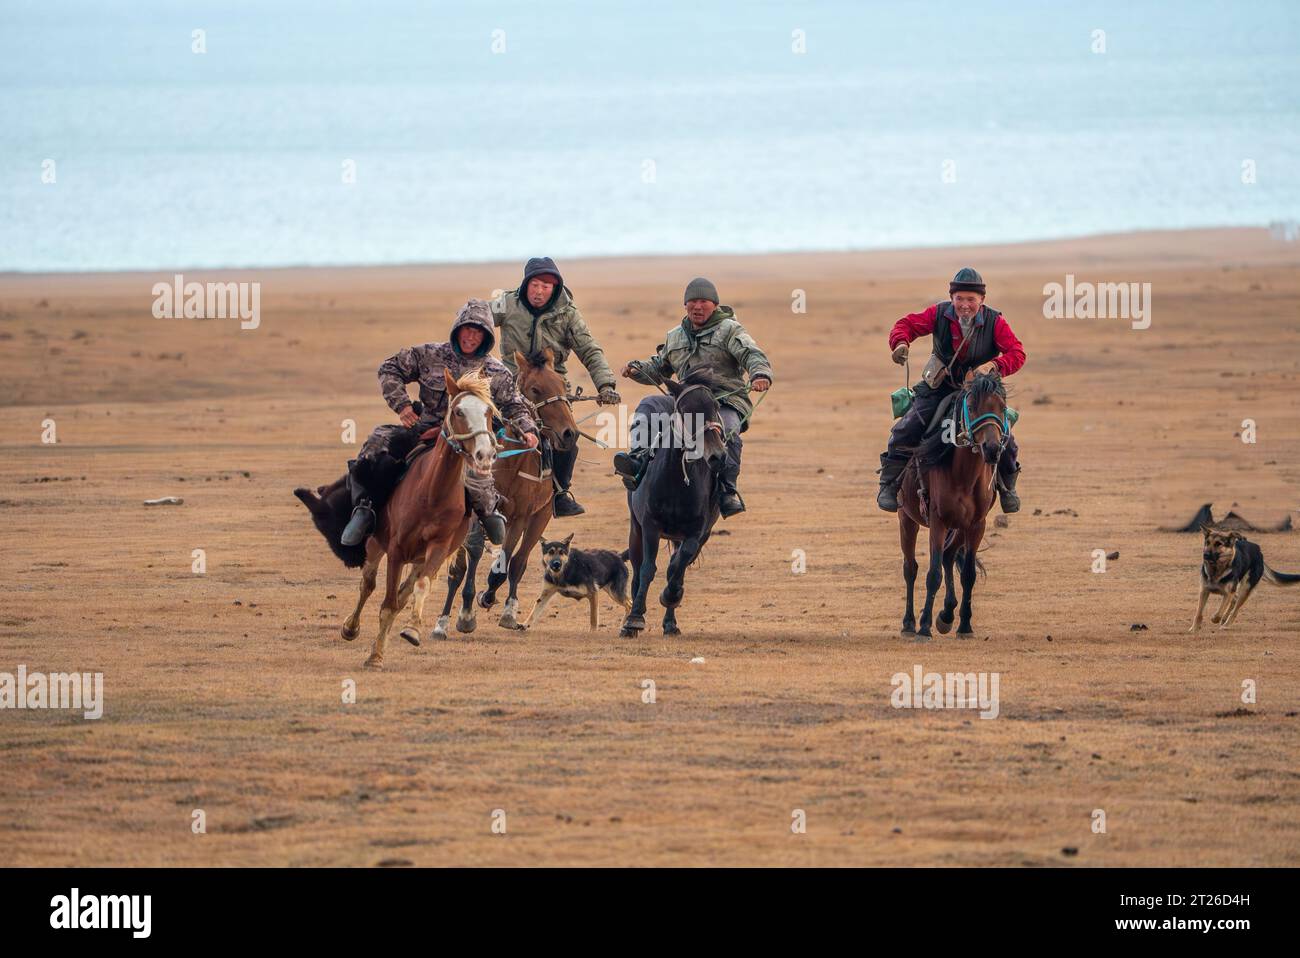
[491, 257, 621, 517]
[614, 277, 773, 518]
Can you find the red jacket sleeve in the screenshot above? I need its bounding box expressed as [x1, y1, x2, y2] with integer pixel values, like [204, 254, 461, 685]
[991, 315, 1025, 377]
[889, 304, 938, 350]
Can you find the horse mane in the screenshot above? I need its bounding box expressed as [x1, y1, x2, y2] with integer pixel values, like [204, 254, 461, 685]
[521, 349, 556, 371]
[454, 370, 498, 419]
[671, 368, 723, 395]
[912, 372, 1006, 470]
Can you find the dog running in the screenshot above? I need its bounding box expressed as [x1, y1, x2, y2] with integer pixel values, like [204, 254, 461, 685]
[518, 534, 631, 630]
[1190, 524, 1300, 631]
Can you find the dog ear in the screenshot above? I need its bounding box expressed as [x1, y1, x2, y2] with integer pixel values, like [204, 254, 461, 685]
[563, 533, 574, 547]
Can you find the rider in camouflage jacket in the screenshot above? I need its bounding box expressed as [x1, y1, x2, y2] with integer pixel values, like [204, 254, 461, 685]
[340, 299, 538, 547]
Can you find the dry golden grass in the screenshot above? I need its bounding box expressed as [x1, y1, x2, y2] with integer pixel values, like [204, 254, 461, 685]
[1, 228, 1297, 866]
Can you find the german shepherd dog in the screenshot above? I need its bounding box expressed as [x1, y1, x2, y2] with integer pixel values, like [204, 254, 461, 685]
[517, 534, 631, 630]
[1190, 525, 1300, 631]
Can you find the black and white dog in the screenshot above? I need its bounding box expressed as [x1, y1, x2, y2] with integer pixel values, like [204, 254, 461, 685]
[1190, 524, 1300, 631]
[518, 534, 631, 631]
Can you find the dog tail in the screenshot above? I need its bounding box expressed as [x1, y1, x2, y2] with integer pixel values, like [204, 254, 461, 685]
[1262, 564, 1300, 586]
[619, 549, 630, 563]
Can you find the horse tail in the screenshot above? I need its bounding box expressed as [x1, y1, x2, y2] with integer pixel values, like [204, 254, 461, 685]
[952, 544, 987, 579]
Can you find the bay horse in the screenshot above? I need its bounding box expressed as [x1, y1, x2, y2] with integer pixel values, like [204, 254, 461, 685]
[433, 348, 579, 636]
[897, 370, 1010, 639]
[620, 369, 729, 638]
[341, 368, 498, 669]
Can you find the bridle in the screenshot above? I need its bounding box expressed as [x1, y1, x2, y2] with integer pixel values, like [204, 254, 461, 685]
[440, 391, 499, 461]
[669, 383, 725, 485]
[956, 382, 1011, 493]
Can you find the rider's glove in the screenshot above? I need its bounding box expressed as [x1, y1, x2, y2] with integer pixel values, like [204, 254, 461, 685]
[891, 343, 909, 365]
[597, 386, 621, 405]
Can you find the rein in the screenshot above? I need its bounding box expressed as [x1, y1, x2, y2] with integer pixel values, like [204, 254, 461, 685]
[957, 387, 1011, 493]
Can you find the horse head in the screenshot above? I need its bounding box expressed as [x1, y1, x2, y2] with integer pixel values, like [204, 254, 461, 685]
[443, 368, 498, 476]
[514, 348, 578, 451]
[961, 369, 1009, 465]
[666, 370, 727, 473]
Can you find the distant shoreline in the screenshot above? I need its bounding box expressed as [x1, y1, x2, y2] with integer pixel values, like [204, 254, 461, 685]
[3, 226, 1296, 291]
[4, 224, 1296, 282]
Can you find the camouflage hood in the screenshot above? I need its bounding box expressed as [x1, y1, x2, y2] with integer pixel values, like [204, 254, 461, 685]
[450, 299, 497, 357]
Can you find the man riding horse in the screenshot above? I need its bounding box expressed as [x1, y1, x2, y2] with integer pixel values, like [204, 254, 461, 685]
[339, 299, 539, 548]
[613, 277, 772, 517]
[876, 267, 1024, 514]
[491, 256, 621, 517]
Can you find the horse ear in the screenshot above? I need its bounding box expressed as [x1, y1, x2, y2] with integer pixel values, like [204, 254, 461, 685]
[513, 350, 528, 371]
[542, 347, 555, 368]
[444, 367, 460, 396]
[963, 369, 976, 384]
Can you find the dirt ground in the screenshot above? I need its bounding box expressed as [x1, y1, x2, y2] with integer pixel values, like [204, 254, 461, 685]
[1, 227, 1298, 866]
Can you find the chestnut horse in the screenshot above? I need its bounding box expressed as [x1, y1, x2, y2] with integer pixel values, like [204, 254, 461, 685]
[897, 370, 1010, 638]
[341, 368, 498, 668]
[433, 348, 579, 636]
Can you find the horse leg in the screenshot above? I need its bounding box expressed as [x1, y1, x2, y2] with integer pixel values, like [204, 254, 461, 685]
[341, 549, 381, 641]
[936, 535, 960, 635]
[660, 535, 702, 636]
[481, 522, 522, 611]
[957, 520, 986, 635]
[501, 510, 549, 630]
[434, 546, 467, 639]
[620, 518, 652, 637]
[899, 513, 920, 635]
[365, 551, 406, 669]
[398, 562, 430, 647]
[458, 532, 484, 633]
[916, 519, 947, 638]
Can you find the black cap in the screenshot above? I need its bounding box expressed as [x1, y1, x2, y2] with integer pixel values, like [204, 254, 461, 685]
[949, 267, 986, 296]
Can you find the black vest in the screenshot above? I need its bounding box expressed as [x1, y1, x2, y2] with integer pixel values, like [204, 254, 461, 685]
[931, 302, 1000, 381]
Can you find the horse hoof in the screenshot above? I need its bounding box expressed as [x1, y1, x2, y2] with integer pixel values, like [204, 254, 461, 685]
[623, 613, 646, 631]
[936, 612, 954, 635]
[363, 654, 384, 670]
[340, 623, 359, 642]
[955, 626, 974, 637]
[400, 627, 421, 647]
[432, 616, 450, 640]
[498, 613, 519, 630]
[476, 590, 496, 610]
[663, 624, 681, 637]
[900, 625, 916, 636]
[914, 626, 932, 640]
[659, 587, 683, 609]
[456, 614, 477, 634]
[618, 627, 640, 639]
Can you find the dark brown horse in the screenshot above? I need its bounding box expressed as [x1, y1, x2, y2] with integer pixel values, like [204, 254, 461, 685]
[897, 370, 1010, 638]
[433, 348, 580, 636]
[340, 369, 498, 668]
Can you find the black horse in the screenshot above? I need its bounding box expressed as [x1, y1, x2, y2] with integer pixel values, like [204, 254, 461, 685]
[620, 370, 729, 638]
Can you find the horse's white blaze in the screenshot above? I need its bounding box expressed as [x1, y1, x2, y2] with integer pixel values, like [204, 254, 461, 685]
[459, 394, 495, 472]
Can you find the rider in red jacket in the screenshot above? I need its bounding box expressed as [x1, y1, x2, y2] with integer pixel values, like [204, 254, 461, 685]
[876, 267, 1024, 513]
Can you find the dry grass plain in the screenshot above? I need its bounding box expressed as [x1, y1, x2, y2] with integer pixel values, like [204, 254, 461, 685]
[1, 227, 1298, 866]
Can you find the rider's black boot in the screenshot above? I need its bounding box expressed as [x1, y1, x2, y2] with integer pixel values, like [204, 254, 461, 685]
[550, 446, 585, 516]
[553, 490, 585, 517]
[718, 466, 746, 518]
[613, 448, 651, 491]
[340, 467, 375, 546]
[876, 454, 906, 513]
[998, 464, 1021, 514]
[475, 508, 507, 546]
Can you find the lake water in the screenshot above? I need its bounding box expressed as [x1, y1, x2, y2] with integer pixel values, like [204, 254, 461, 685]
[2, 0, 1297, 271]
